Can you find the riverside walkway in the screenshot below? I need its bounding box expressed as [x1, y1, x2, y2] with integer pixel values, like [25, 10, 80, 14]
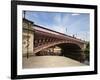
[23, 56, 85, 68]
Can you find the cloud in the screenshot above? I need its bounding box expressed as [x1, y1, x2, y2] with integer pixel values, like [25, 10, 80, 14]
[53, 13, 61, 25]
[52, 25, 66, 33]
[77, 31, 90, 41]
[25, 11, 89, 41]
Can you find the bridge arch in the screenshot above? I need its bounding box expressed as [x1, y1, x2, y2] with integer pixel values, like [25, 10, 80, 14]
[57, 43, 85, 62]
[34, 41, 82, 53]
[35, 42, 85, 62]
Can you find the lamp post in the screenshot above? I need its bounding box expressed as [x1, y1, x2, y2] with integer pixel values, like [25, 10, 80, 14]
[23, 11, 26, 19]
[66, 27, 67, 34]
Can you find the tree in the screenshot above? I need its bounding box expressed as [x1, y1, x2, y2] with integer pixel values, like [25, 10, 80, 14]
[84, 42, 90, 61]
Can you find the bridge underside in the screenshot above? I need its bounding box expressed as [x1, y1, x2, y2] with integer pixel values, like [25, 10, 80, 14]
[58, 43, 85, 62]
[36, 43, 85, 62]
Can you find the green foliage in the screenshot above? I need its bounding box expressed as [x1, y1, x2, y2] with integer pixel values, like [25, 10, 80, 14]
[84, 42, 90, 61]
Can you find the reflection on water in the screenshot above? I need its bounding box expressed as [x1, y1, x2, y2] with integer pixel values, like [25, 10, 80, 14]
[83, 60, 89, 65]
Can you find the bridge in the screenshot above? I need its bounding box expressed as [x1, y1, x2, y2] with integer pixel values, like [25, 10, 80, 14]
[22, 18, 86, 62]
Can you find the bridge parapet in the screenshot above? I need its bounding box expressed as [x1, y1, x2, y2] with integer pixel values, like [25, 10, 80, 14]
[34, 25, 85, 43]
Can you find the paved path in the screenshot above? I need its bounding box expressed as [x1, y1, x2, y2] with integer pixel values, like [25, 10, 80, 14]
[23, 56, 85, 69]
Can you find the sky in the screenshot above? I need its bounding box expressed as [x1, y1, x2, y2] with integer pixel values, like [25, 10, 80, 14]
[23, 11, 90, 41]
